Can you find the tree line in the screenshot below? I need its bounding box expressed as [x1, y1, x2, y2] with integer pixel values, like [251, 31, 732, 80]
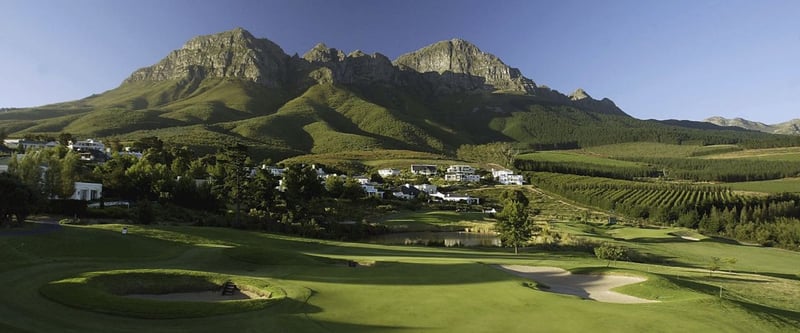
[528, 172, 800, 250]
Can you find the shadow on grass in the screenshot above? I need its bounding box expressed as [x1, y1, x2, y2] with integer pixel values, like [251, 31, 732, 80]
[729, 298, 800, 327]
[756, 272, 800, 281]
[658, 273, 800, 326]
[275, 261, 517, 286]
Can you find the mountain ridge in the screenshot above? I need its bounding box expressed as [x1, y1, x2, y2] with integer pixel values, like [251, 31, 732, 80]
[705, 116, 800, 135]
[1, 27, 798, 160]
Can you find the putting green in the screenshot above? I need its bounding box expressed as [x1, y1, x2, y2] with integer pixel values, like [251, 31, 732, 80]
[39, 269, 285, 319]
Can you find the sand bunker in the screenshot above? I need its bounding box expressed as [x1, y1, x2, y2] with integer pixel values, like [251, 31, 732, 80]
[126, 289, 264, 302]
[496, 265, 657, 304]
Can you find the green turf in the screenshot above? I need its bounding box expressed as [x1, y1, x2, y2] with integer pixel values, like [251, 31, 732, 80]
[728, 178, 800, 194]
[376, 210, 495, 232]
[517, 150, 645, 168]
[0, 221, 798, 332]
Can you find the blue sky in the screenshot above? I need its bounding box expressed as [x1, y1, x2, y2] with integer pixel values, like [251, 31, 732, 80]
[1, 0, 798, 124]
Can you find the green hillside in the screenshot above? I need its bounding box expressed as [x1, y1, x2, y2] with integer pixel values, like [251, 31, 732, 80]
[3, 78, 800, 160]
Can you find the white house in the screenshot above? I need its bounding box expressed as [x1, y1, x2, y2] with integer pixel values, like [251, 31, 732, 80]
[444, 173, 481, 183]
[71, 182, 103, 201]
[353, 175, 371, 185]
[446, 165, 475, 174]
[492, 168, 524, 185]
[361, 184, 384, 198]
[497, 173, 525, 185]
[3, 139, 47, 151]
[0, 165, 8, 173]
[69, 139, 105, 152]
[378, 168, 400, 178]
[417, 184, 438, 195]
[430, 192, 480, 204]
[444, 164, 480, 183]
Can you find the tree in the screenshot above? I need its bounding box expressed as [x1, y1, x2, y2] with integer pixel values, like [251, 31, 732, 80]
[283, 164, 324, 204]
[245, 166, 279, 214]
[709, 256, 722, 277]
[594, 242, 626, 267]
[341, 177, 365, 200]
[214, 144, 250, 228]
[57, 132, 73, 146]
[0, 173, 40, 227]
[496, 199, 535, 254]
[500, 189, 529, 207]
[325, 176, 345, 198]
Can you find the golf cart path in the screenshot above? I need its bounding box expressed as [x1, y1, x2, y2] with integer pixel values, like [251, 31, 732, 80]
[496, 265, 658, 304]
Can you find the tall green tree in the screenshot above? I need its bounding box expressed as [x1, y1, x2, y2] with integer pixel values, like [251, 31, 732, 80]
[212, 144, 251, 227]
[0, 173, 40, 227]
[57, 132, 73, 146]
[496, 199, 535, 254]
[283, 164, 324, 205]
[246, 166, 280, 214]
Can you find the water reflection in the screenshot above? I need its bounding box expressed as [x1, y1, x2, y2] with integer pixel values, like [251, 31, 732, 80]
[370, 231, 501, 247]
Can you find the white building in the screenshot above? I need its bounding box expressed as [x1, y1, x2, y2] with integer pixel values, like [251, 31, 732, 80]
[69, 139, 105, 152]
[497, 173, 525, 185]
[361, 184, 384, 198]
[353, 175, 371, 185]
[492, 168, 524, 185]
[444, 173, 481, 183]
[378, 168, 400, 178]
[430, 192, 480, 204]
[444, 164, 480, 183]
[417, 184, 438, 195]
[71, 182, 103, 201]
[446, 165, 476, 174]
[3, 139, 47, 151]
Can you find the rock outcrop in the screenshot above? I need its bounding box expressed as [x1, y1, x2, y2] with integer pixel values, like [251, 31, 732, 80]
[125, 28, 289, 87]
[301, 44, 397, 85]
[122, 28, 625, 116]
[394, 39, 536, 94]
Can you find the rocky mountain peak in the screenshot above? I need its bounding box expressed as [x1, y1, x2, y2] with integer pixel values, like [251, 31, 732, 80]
[569, 88, 591, 101]
[303, 43, 346, 63]
[124, 28, 289, 87]
[394, 39, 537, 94]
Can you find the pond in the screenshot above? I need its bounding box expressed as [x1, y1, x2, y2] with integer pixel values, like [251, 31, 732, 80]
[369, 231, 501, 247]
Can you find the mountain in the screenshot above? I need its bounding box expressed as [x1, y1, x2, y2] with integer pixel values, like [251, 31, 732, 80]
[1, 28, 797, 160]
[705, 116, 800, 135]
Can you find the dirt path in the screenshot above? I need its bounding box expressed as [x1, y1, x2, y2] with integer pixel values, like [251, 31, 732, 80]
[496, 265, 657, 304]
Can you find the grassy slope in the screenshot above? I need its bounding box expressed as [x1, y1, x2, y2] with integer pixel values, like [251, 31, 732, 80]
[0, 222, 798, 332]
[727, 178, 800, 194]
[517, 150, 646, 167]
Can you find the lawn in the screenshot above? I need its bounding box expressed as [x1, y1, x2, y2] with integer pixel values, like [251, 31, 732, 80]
[517, 150, 645, 168]
[0, 221, 798, 332]
[375, 209, 495, 232]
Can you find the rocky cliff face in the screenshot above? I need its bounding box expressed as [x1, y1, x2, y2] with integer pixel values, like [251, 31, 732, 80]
[125, 28, 289, 87]
[122, 28, 624, 115]
[301, 44, 397, 85]
[394, 39, 537, 94]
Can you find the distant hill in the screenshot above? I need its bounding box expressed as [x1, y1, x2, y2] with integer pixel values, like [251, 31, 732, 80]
[705, 116, 800, 136]
[0, 28, 797, 160]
